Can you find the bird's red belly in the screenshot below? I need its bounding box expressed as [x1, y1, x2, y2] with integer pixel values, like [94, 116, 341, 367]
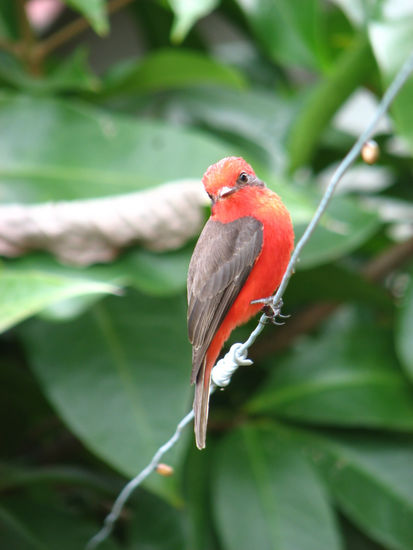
[206, 220, 292, 371]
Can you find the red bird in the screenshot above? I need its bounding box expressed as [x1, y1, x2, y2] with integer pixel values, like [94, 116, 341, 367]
[187, 157, 294, 449]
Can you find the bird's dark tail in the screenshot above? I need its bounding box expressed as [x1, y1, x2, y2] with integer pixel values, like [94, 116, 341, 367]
[193, 362, 211, 449]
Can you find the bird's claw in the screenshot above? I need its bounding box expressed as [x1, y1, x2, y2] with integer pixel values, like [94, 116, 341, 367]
[251, 297, 290, 325]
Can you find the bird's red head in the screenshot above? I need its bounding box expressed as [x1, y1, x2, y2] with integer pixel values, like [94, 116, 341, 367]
[202, 157, 261, 202]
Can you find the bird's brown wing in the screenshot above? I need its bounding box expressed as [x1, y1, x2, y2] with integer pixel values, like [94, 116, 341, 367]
[187, 216, 263, 384]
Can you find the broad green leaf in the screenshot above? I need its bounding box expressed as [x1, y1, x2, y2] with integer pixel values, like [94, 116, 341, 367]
[0, 49, 99, 93]
[102, 49, 245, 95]
[0, 95, 231, 203]
[0, 505, 44, 550]
[235, 0, 327, 70]
[168, 0, 218, 43]
[47, 48, 100, 92]
[23, 246, 191, 322]
[329, 0, 381, 25]
[369, 17, 413, 150]
[127, 490, 186, 550]
[0, 265, 117, 333]
[331, 0, 413, 26]
[299, 430, 413, 550]
[183, 444, 217, 550]
[214, 424, 342, 550]
[2, 246, 190, 322]
[296, 194, 380, 268]
[0, 463, 118, 495]
[284, 264, 391, 309]
[249, 308, 413, 430]
[20, 290, 192, 501]
[342, 517, 387, 550]
[396, 267, 413, 381]
[169, 86, 293, 173]
[288, 34, 375, 171]
[8, 246, 191, 300]
[0, 3, 18, 40]
[63, 0, 108, 35]
[2, 489, 118, 550]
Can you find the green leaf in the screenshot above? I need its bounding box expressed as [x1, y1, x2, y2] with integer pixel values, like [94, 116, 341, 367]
[331, 0, 413, 27]
[0, 264, 117, 333]
[0, 463, 118, 495]
[329, 0, 382, 26]
[33, 245, 191, 321]
[396, 265, 413, 381]
[2, 489, 119, 550]
[118, 247, 191, 296]
[0, 95, 231, 202]
[0, 505, 44, 550]
[63, 0, 108, 35]
[183, 444, 217, 550]
[9, 246, 191, 300]
[214, 424, 342, 550]
[47, 48, 100, 92]
[249, 308, 413, 430]
[342, 516, 387, 550]
[102, 49, 245, 95]
[127, 490, 186, 550]
[20, 290, 192, 501]
[288, 34, 375, 171]
[300, 430, 413, 550]
[0, 3, 18, 40]
[235, 0, 327, 70]
[0, 356, 51, 456]
[0, 49, 99, 93]
[168, 86, 293, 174]
[296, 194, 380, 268]
[369, 17, 413, 150]
[284, 263, 392, 309]
[168, 0, 219, 43]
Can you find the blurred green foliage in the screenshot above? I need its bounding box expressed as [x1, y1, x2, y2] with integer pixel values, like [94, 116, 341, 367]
[1, 1, 413, 549]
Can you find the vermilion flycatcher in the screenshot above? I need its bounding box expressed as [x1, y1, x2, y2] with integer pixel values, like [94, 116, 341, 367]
[187, 157, 294, 449]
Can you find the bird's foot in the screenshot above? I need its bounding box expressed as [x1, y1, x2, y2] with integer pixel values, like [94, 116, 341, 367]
[250, 297, 290, 325]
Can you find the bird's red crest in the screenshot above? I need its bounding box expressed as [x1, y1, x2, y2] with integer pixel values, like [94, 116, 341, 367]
[202, 157, 255, 196]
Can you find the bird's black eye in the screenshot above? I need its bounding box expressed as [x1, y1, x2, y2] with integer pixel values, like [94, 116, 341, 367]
[238, 172, 249, 184]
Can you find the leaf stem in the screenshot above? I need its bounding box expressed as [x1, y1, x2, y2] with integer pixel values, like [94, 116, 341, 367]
[16, 0, 42, 75]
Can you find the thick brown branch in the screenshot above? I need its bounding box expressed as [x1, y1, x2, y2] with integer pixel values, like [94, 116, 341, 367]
[0, 181, 206, 265]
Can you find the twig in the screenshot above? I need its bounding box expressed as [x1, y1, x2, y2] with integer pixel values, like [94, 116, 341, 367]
[0, 38, 19, 55]
[86, 49, 413, 549]
[0, 0, 135, 65]
[85, 410, 195, 550]
[35, 0, 135, 60]
[17, 0, 33, 43]
[16, 0, 42, 75]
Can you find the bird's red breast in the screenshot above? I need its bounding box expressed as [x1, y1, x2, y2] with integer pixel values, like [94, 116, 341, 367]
[188, 156, 294, 449]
